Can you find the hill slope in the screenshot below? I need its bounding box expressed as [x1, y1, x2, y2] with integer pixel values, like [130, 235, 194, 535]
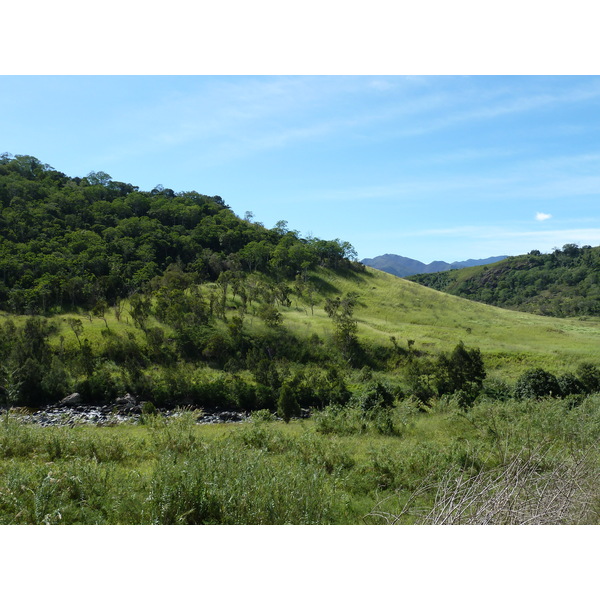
[408, 245, 600, 318]
[283, 267, 600, 379]
[1, 153, 599, 411]
[0, 153, 356, 313]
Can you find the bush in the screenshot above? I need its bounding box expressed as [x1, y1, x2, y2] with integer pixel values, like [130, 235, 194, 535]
[77, 364, 126, 405]
[313, 401, 415, 437]
[355, 381, 396, 412]
[251, 409, 276, 423]
[576, 363, 600, 394]
[434, 342, 486, 398]
[514, 368, 561, 400]
[480, 377, 513, 402]
[277, 381, 301, 423]
[557, 373, 584, 397]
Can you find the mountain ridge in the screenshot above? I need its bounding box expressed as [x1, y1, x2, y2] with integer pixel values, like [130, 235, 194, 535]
[361, 253, 508, 278]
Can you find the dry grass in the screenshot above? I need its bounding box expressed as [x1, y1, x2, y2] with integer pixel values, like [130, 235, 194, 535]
[366, 447, 600, 525]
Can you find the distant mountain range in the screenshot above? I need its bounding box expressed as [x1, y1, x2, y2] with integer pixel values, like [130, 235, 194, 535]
[361, 253, 508, 278]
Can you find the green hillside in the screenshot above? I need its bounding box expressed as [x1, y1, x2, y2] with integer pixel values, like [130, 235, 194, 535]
[292, 267, 600, 378]
[2, 263, 598, 410]
[0, 153, 356, 313]
[2, 155, 600, 525]
[1, 153, 600, 413]
[408, 245, 600, 318]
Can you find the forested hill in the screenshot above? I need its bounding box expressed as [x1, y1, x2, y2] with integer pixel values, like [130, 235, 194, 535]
[408, 244, 600, 317]
[0, 153, 357, 314]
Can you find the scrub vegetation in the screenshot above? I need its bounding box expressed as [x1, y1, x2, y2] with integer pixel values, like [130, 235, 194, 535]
[1, 395, 599, 524]
[1, 153, 599, 524]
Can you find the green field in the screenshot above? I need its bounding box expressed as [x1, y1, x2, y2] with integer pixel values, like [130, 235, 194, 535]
[1, 393, 599, 524]
[2, 266, 600, 525]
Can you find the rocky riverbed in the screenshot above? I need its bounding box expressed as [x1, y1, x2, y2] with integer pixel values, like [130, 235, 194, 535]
[2, 392, 252, 427]
[6, 406, 252, 427]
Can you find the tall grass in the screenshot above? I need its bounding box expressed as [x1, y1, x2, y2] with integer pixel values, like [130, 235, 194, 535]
[148, 440, 338, 524]
[1, 394, 599, 524]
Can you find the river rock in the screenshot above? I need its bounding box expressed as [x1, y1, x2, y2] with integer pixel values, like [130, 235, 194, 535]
[115, 393, 137, 406]
[58, 393, 83, 407]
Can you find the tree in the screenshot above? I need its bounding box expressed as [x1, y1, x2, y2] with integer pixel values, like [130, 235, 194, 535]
[277, 381, 301, 423]
[92, 299, 110, 328]
[129, 293, 152, 329]
[0, 364, 23, 419]
[514, 368, 560, 400]
[324, 293, 360, 361]
[67, 317, 84, 349]
[576, 363, 600, 393]
[258, 304, 282, 329]
[85, 171, 112, 186]
[435, 341, 486, 401]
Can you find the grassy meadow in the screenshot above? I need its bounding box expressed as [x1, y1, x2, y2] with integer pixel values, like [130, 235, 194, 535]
[1, 393, 599, 525]
[2, 266, 600, 525]
[6, 265, 599, 382]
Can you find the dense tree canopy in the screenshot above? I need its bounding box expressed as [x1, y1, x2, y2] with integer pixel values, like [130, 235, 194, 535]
[0, 153, 357, 314]
[409, 244, 600, 317]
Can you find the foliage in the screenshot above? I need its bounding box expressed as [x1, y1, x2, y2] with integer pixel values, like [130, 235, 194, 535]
[0, 153, 357, 314]
[514, 368, 561, 400]
[434, 342, 486, 407]
[409, 244, 600, 317]
[277, 381, 301, 423]
[576, 362, 600, 394]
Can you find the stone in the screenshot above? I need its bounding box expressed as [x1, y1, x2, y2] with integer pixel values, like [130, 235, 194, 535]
[115, 393, 137, 406]
[58, 393, 83, 407]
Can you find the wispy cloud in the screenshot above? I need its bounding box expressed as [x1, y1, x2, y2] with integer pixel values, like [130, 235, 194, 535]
[387, 79, 600, 138]
[95, 76, 600, 173]
[356, 225, 600, 261]
[535, 212, 552, 221]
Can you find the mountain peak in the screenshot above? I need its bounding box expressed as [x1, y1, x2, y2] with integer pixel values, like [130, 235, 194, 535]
[361, 253, 507, 278]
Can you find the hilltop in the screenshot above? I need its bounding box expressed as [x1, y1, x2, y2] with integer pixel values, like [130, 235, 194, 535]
[0, 153, 356, 314]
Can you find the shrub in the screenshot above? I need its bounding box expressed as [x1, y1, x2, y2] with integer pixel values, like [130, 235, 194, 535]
[313, 401, 413, 437]
[514, 368, 560, 400]
[277, 381, 301, 423]
[313, 404, 367, 435]
[557, 373, 584, 397]
[355, 381, 396, 412]
[576, 363, 600, 393]
[481, 377, 513, 402]
[233, 422, 291, 453]
[251, 409, 276, 423]
[434, 342, 486, 398]
[78, 364, 126, 405]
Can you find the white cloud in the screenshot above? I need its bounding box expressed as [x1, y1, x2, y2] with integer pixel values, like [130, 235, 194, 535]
[535, 212, 552, 221]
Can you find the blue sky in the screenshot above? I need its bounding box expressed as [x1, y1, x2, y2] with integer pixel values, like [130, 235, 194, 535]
[2, 75, 600, 263]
